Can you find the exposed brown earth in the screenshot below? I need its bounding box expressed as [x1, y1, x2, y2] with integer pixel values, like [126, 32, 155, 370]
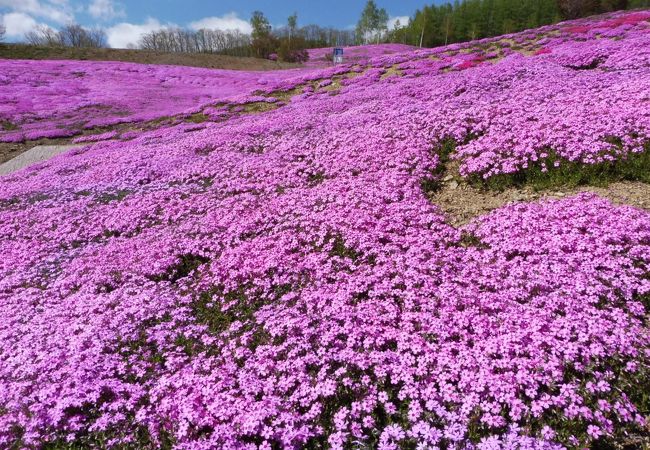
[431, 176, 650, 226]
[0, 44, 299, 71]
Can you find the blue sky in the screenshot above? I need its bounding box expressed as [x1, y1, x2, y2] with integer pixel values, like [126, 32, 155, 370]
[0, 0, 434, 48]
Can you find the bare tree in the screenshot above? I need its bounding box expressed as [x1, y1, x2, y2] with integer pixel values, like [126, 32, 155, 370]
[25, 24, 106, 48]
[86, 27, 107, 48]
[58, 24, 86, 47]
[293, 24, 355, 46]
[138, 27, 252, 55]
[138, 23, 356, 57]
[25, 25, 62, 46]
[59, 24, 106, 48]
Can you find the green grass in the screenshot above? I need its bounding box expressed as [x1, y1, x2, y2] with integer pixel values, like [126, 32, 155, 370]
[307, 171, 326, 186]
[239, 101, 279, 114]
[95, 189, 132, 205]
[185, 112, 210, 123]
[472, 145, 650, 191]
[420, 137, 458, 194]
[1, 121, 18, 131]
[191, 285, 261, 336]
[148, 115, 174, 125]
[36, 426, 175, 450]
[147, 253, 210, 283]
[262, 86, 304, 102]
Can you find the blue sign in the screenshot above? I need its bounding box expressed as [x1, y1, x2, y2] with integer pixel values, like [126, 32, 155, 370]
[333, 47, 344, 64]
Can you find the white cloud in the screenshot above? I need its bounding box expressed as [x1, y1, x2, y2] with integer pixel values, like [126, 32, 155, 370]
[0, 0, 74, 24]
[106, 12, 253, 49]
[189, 12, 251, 34]
[106, 17, 169, 48]
[88, 0, 125, 21]
[1, 12, 41, 37]
[388, 15, 409, 30]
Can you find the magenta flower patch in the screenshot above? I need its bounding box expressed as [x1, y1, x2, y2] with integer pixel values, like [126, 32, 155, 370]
[0, 9, 649, 450]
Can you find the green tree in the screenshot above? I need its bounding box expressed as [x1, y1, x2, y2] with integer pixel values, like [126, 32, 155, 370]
[406, 0, 566, 47]
[250, 11, 276, 58]
[388, 19, 412, 44]
[600, 0, 629, 9]
[287, 12, 298, 42]
[250, 11, 271, 41]
[356, 0, 389, 44]
[396, 0, 639, 49]
[556, 0, 590, 18]
[276, 12, 310, 63]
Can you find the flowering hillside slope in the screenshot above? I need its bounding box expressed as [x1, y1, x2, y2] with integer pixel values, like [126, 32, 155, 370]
[0, 45, 412, 143]
[305, 44, 417, 67]
[0, 60, 312, 142]
[0, 10, 649, 450]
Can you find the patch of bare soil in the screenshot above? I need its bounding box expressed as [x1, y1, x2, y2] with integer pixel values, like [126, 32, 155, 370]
[0, 138, 74, 165]
[430, 176, 650, 226]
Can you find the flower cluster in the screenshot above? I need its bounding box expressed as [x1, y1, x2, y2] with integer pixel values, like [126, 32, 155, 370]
[0, 10, 649, 450]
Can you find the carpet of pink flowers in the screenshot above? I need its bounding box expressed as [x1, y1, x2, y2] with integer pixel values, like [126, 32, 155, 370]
[0, 46, 412, 143]
[0, 11, 649, 450]
[0, 61, 314, 142]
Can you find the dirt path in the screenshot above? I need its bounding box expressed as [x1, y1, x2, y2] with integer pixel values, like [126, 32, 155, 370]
[0, 144, 84, 176]
[0, 138, 79, 165]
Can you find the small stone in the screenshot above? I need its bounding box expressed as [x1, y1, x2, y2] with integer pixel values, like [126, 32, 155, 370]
[443, 174, 454, 182]
[449, 180, 459, 189]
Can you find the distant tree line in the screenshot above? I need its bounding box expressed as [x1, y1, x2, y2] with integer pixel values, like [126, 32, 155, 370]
[390, 0, 650, 47]
[135, 12, 356, 62]
[12, 0, 650, 57]
[25, 24, 106, 48]
[0, 24, 5, 43]
[272, 24, 356, 47]
[557, 0, 649, 18]
[138, 28, 253, 57]
[392, 0, 560, 47]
